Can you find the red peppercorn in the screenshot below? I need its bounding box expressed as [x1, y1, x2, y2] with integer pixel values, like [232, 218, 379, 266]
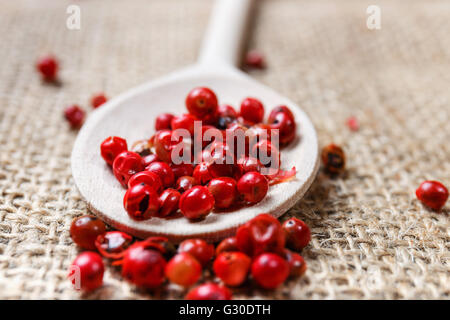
[64, 105, 85, 129]
[113, 151, 145, 188]
[218, 104, 238, 118]
[240, 97, 264, 124]
[91, 93, 108, 109]
[100, 136, 128, 166]
[127, 171, 163, 193]
[179, 186, 215, 220]
[165, 252, 202, 287]
[130, 139, 152, 156]
[121, 242, 166, 289]
[206, 143, 242, 180]
[346, 116, 359, 131]
[245, 50, 266, 69]
[213, 252, 251, 287]
[251, 253, 289, 289]
[70, 215, 106, 250]
[171, 113, 196, 136]
[145, 237, 177, 259]
[236, 213, 285, 257]
[237, 171, 269, 204]
[155, 113, 174, 131]
[268, 111, 296, 145]
[416, 180, 449, 211]
[321, 144, 346, 174]
[284, 249, 307, 277]
[268, 105, 294, 123]
[175, 176, 198, 194]
[178, 238, 215, 267]
[246, 123, 280, 146]
[123, 183, 160, 220]
[153, 130, 174, 163]
[250, 139, 280, 172]
[146, 161, 175, 188]
[185, 87, 218, 120]
[282, 217, 311, 251]
[36, 55, 58, 81]
[95, 231, 133, 259]
[158, 188, 180, 217]
[185, 283, 232, 300]
[171, 163, 194, 180]
[69, 252, 104, 292]
[193, 162, 213, 185]
[237, 156, 263, 174]
[216, 237, 239, 256]
[207, 177, 238, 209]
[142, 154, 160, 168]
[217, 104, 238, 129]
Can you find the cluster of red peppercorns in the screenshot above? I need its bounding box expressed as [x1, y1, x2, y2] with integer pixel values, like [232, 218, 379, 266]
[68, 213, 311, 298]
[36, 55, 108, 129]
[100, 87, 298, 221]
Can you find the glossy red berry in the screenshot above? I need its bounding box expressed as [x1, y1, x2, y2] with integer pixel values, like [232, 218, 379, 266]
[36, 55, 58, 81]
[91, 93, 108, 108]
[205, 143, 242, 180]
[416, 180, 449, 211]
[207, 177, 238, 209]
[155, 113, 174, 131]
[250, 140, 280, 172]
[64, 105, 85, 129]
[146, 161, 175, 188]
[142, 153, 160, 167]
[246, 123, 279, 146]
[193, 162, 213, 185]
[100, 136, 128, 166]
[284, 249, 307, 277]
[171, 113, 196, 135]
[282, 217, 311, 251]
[268, 105, 294, 123]
[95, 231, 133, 259]
[123, 183, 160, 220]
[237, 171, 269, 204]
[236, 213, 285, 257]
[217, 104, 238, 129]
[215, 237, 239, 255]
[218, 104, 238, 118]
[178, 239, 215, 267]
[251, 253, 289, 289]
[240, 97, 264, 124]
[158, 188, 180, 217]
[175, 176, 198, 194]
[70, 215, 106, 250]
[185, 283, 232, 300]
[69, 252, 104, 292]
[171, 163, 194, 180]
[121, 242, 166, 288]
[346, 116, 359, 131]
[179, 186, 215, 220]
[213, 252, 251, 287]
[153, 130, 174, 163]
[165, 252, 202, 287]
[113, 151, 144, 188]
[268, 111, 296, 145]
[245, 50, 265, 69]
[185, 87, 218, 120]
[237, 156, 263, 174]
[127, 171, 163, 193]
[321, 144, 346, 174]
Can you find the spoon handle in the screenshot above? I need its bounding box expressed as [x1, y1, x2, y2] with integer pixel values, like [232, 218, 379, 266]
[198, 0, 254, 68]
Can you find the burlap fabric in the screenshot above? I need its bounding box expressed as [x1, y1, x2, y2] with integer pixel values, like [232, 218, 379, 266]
[0, 0, 448, 299]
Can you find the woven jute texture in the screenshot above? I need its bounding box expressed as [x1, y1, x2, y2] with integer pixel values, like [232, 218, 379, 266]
[0, 0, 449, 299]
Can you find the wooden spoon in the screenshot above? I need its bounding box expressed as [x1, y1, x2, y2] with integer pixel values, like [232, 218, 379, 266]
[71, 0, 319, 243]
